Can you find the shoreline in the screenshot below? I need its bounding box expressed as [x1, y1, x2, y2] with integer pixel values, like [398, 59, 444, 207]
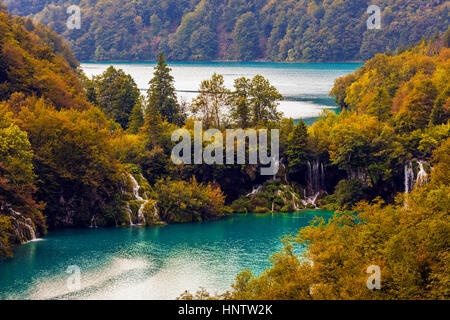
[80, 60, 365, 64]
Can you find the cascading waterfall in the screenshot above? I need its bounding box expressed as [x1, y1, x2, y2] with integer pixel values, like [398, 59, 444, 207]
[404, 160, 430, 208]
[137, 201, 147, 225]
[304, 160, 326, 206]
[153, 202, 159, 220]
[129, 174, 144, 201]
[404, 160, 429, 193]
[90, 215, 97, 228]
[404, 161, 414, 193]
[9, 208, 36, 241]
[128, 174, 147, 225]
[125, 204, 134, 226]
[272, 157, 280, 180]
[416, 161, 429, 186]
[246, 185, 262, 197]
[22, 218, 36, 241]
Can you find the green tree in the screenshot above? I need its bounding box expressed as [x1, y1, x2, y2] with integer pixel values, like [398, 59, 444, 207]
[286, 121, 308, 170]
[249, 75, 283, 126]
[229, 77, 251, 128]
[147, 53, 184, 125]
[127, 96, 145, 134]
[92, 66, 141, 129]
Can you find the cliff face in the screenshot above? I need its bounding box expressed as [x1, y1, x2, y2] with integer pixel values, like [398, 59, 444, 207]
[4, 0, 449, 62]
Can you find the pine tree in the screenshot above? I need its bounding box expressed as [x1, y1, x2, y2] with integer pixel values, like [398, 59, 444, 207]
[286, 121, 308, 171]
[127, 97, 145, 134]
[147, 53, 182, 125]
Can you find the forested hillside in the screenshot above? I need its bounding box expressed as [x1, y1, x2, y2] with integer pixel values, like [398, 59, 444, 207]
[4, 0, 449, 61]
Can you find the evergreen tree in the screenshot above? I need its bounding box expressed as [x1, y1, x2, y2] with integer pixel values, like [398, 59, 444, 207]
[127, 96, 145, 134]
[286, 121, 308, 171]
[147, 52, 182, 125]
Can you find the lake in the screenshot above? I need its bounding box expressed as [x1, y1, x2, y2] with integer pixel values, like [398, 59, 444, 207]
[81, 62, 361, 120]
[0, 211, 333, 300]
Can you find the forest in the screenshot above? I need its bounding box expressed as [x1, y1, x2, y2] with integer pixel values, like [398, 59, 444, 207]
[3, 0, 449, 61]
[0, 0, 449, 300]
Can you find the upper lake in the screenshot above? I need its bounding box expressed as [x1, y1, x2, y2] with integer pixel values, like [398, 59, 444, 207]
[81, 61, 361, 121]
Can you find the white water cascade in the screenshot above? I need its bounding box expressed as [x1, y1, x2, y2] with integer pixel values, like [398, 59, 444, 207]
[128, 174, 147, 225]
[137, 201, 147, 225]
[129, 174, 144, 201]
[23, 218, 36, 241]
[404, 161, 414, 193]
[304, 160, 326, 206]
[416, 161, 429, 187]
[246, 185, 262, 197]
[272, 157, 280, 180]
[404, 160, 429, 193]
[125, 204, 134, 226]
[9, 208, 36, 241]
[89, 215, 97, 228]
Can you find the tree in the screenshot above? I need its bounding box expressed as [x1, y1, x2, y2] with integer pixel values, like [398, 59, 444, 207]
[229, 77, 251, 128]
[92, 66, 141, 129]
[286, 121, 308, 170]
[127, 96, 145, 134]
[191, 73, 230, 129]
[367, 87, 391, 121]
[249, 75, 283, 126]
[233, 12, 260, 61]
[147, 52, 184, 125]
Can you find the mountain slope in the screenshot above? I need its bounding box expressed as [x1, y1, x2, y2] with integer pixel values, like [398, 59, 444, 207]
[4, 0, 449, 61]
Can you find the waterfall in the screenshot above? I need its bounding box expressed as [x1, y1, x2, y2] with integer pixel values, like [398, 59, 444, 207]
[89, 215, 97, 228]
[272, 157, 280, 180]
[320, 163, 326, 190]
[416, 161, 429, 186]
[404, 161, 414, 193]
[404, 160, 429, 194]
[9, 208, 37, 241]
[289, 191, 301, 211]
[304, 160, 326, 206]
[153, 202, 159, 219]
[23, 219, 36, 240]
[246, 185, 262, 197]
[126, 204, 134, 226]
[129, 174, 144, 201]
[137, 201, 147, 225]
[128, 173, 148, 225]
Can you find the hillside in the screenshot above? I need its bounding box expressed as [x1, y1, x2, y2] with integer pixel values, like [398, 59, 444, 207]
[4, 0, 449, 61]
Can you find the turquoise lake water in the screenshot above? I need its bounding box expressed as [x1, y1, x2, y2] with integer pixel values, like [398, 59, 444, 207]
[0, 211, 333, 300]
[81, 61, 361, 120]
